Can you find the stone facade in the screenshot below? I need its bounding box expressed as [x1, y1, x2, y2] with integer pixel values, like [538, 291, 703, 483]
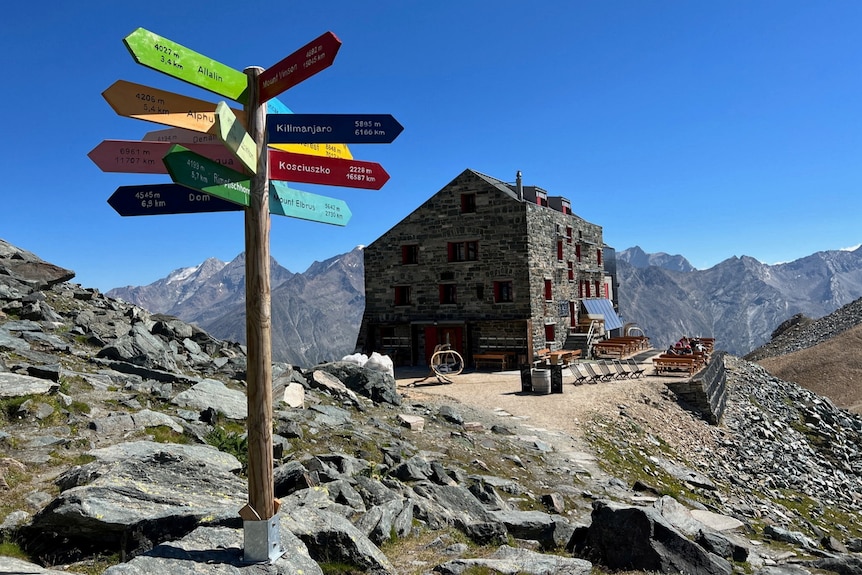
[355, 169, 611, 367]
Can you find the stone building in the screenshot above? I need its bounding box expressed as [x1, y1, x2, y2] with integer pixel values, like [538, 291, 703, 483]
[355, 169, 622, 367]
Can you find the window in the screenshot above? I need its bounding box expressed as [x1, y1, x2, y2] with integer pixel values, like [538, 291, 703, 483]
[394, 286, 411, 306]
[447, 240, 479, 262]
[544, 279, 553, 301]
[493, 280, 513, 303]
[401, 244, 419, 265]
[567, 261, 574, 281]
[594, 280, 601, 296]
[556, 240, 564, 261]
[597, 249, 603, 266]
[439, 284, 457, 304]
[575, 243, 582, 262]
[566, 226, 573, 244]
[476, 284, 485, 300]
[544, 323, 555, 344]
[460, 193, 476, 213]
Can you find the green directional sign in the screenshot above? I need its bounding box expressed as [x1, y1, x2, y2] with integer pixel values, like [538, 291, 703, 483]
[162, 144, 251, 207]
[215, 101, 257, 174]
[269, 181, 351, 226]
[123, 28, 248, 103]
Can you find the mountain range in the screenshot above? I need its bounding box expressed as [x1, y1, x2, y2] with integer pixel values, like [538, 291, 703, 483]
[108, 244, 862, 362]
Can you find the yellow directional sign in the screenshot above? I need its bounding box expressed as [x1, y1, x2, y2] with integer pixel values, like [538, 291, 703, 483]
[215, 101, 257, 174]
[102, 80, 246, 134]
[268, 142, 353, 160]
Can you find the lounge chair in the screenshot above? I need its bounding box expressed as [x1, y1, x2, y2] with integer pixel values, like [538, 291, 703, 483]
[626, 358, 645, 378]
[597, 361, 619, 381]
[569, 363, 588, 385]
[612, 360, 634, 379]
[581, 362, 606, 383]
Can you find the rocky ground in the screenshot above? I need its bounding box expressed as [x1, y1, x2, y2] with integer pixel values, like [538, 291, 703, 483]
[2, 238, 862, 575]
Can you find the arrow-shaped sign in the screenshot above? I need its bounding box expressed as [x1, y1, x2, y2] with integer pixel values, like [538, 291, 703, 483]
[258, 32, 341, 103]
[123, 28, 248, 103]
[102, 80, 246, 134]
[215, 101, 257, 173]
[268, 150, 390, 190]
[163, 145, 251, 207]
[88, 140, 245, 174]
[269, 181, 351, 226]
[267, 114, 403, 144]
[108, 183, 241, 216]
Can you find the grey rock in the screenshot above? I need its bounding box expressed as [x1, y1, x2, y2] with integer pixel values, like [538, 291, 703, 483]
[436, 544, 592, 575]
[311, 361, 401, 406]
[0, 556, 70, 574]
[489, 509, 574, 549]
[282, 506, 396, 574]
[102, 523, 323, 575]
[0, 372, 59, 397]
[172, 379, 247, 420]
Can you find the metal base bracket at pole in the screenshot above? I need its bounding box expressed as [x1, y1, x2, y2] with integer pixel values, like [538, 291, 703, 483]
[242, 512, 284, 564]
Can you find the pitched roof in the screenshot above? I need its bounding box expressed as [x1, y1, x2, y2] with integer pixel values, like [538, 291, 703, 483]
[467, 169, 521, 201]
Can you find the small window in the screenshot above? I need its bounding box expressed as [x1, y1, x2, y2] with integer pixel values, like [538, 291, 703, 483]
[394, 286, 411, 306]
[566, 227, 573, 244]
[567, 261, 574, 281]
[575, 244, 582, 262]
[460, 193, 476, 213]
[476, 283, 485, 300]
[447, 240, 479, 262]
[544, 279, 553, 301]
[401, 244, 419, 265]
[439, 284, 457, 304]
[597, 249, 603, 266]
[544, 323, 555, 343]
[556, 240, 564, 261]
[494, 280, 513, 303]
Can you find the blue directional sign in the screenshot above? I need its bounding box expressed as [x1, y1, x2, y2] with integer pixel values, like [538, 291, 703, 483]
[266, 114, 403, 144]
[107, 184, 241, 216]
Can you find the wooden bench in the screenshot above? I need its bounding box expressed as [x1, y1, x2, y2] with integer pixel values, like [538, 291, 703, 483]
[548, 349, 581, 365]
[473, 352, 512, 371]
[653, 355, 698, 376]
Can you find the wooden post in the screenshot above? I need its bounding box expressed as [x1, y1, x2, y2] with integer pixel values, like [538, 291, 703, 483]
[242, 66, 275, 521]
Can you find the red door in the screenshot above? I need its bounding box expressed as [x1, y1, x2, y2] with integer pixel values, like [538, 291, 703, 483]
[424, 326, 464, 365]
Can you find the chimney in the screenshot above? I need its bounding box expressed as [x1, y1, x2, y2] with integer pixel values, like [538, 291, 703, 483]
[516, 170, 523, 200]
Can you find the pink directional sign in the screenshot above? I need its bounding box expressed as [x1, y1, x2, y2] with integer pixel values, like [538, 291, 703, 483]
[88, 140, 246, 174]
[268, 149, 389, 190]
[258, 32, 341, 103]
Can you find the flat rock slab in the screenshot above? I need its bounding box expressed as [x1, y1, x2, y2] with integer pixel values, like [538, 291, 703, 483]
[172, 379, 247, 420]
[690, 509, 745, 532]
[0, 372, 58, 397]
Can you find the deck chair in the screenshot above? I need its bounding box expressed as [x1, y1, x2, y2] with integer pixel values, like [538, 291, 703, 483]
[569, 363, 588, 385]
[612, 360, 633, 379]
[626, 358, 645, 378]
[581, 362, 606, 383]
[597, 361, 618, 381]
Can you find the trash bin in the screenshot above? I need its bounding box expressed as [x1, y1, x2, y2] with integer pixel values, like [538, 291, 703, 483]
[520, 365, 532, 392]
[550, 364, 563, 393]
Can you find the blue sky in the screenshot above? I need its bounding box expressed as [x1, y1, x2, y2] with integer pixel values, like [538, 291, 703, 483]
[2, 1, 860, 291]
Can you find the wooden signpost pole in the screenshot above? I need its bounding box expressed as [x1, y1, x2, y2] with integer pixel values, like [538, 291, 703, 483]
[241, 66, 276, 526]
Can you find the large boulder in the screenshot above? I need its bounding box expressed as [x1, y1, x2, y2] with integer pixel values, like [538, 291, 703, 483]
[574, 499, 733, 575]
[310, 361, 401, 406]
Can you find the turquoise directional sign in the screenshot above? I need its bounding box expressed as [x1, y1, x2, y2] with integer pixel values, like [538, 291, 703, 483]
[269, 181, 351, 226]
[162, 145, 251, 207]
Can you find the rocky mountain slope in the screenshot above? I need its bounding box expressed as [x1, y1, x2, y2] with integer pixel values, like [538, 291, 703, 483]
[2, 237, 862, 575]
[108, 249, 363, 367]
[617, 246, 862, 355]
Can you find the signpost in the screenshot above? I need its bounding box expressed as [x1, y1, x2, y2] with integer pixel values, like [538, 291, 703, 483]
[269, 149, 390, 190]
[215, 102, 258, 173]
[269, 181, 351, 226]
[88, 140, 244, 174]
[145, 126, 354, 160]
[108, 183, 240, 216]
[102, 80, 246, 133]
[267, 114, 403, 144]
[258, 31, 341, 103]
[95, 28, 397, 564]
[123, 28, 248, 103]
[162, 144, 251, 207]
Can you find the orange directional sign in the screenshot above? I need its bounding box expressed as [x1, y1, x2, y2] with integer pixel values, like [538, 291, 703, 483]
[102, 80, 246, 133]
[259, 32, 341, 103]
[88, 140, 246, 174]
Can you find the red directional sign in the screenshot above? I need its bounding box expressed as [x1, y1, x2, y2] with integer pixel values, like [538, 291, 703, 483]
[268, 149, 389, 190]
[258, 32, 341, 103]
[88, 140, 246, 174]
